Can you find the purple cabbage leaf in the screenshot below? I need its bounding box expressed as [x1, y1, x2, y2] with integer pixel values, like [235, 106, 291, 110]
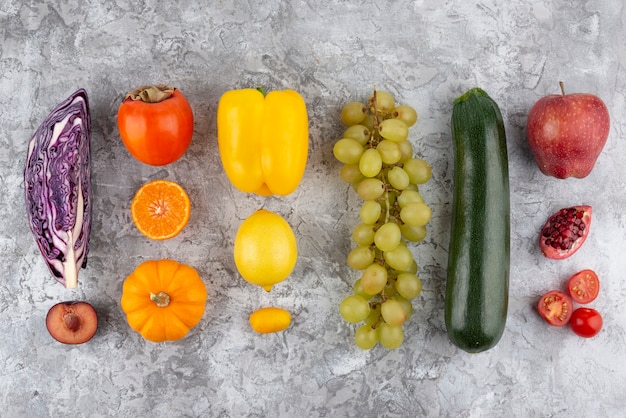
[24, 88, 92, 288]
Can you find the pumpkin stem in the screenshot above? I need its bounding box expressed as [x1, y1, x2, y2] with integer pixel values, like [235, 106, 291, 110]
[150, 291, 171, 308]
[125, 84, 176, 103]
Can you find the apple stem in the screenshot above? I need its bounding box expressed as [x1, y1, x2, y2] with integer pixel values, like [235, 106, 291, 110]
[559, 81, 565, 96]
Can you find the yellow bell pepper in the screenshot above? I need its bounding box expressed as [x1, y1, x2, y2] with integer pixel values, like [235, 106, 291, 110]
[217, 88, 309, 196]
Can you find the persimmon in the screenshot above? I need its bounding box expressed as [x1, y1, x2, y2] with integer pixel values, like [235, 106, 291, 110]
[118, 85, 194, 166]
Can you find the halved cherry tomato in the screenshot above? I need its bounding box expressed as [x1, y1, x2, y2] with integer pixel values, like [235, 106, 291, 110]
[567, 269, 599, 304]
[537, 290, 573, 326]
[117, 85, 194, 166]
[570, 307, 603, 338]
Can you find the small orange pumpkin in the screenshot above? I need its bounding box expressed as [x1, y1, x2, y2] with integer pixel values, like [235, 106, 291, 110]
[121, 259, 207, 342]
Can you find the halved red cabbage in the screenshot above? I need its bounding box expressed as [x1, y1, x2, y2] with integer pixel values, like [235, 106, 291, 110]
[24, 89, 92, 288]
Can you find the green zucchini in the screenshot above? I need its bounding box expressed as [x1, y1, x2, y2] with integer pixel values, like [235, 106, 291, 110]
[445, 88, 510, 353]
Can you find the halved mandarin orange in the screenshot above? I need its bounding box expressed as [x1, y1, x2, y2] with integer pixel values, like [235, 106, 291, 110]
[130, 179, 191, 240]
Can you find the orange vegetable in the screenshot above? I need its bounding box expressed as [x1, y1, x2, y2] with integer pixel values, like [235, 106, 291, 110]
[121, 259, 207, 342]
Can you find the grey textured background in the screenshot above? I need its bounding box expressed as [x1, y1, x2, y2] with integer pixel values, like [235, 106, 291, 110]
[2, 1, 626, 417]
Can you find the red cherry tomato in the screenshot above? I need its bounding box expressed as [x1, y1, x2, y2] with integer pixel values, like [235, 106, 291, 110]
[117, 87, 194, 166]
[567, 269, 599, 304]
[570, 307, 603, 338]
[537, 290, 573, 326]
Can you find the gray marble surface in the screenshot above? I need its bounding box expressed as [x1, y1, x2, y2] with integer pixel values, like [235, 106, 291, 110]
[2, 0, 625, 416]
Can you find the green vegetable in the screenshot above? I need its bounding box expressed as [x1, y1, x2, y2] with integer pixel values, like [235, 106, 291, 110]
[445, 88, 510, 353]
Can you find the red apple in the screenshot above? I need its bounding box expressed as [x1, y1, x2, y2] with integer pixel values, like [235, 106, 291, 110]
[46, 301, 98, 344]
[526, 83, 610, 179]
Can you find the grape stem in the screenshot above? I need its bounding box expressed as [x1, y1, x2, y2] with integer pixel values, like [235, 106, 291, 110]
[370, 88, 392, 225]
[369, 89, 381, 148]
[380, 172, 391, 224]
[371, 87, 393, 304]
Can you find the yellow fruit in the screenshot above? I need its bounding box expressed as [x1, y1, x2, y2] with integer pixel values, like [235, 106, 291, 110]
[249, 307, 292, 333]
[234, 209, 297, 291]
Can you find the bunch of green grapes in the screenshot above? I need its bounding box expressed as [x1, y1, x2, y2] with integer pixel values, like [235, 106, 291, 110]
[333, 89, 433, 350]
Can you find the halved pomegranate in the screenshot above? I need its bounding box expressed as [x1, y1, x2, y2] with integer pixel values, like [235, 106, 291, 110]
[539, 205, 592, 260]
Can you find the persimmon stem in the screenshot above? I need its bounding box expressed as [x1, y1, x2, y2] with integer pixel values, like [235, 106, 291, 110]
[125, 85, 175, 103]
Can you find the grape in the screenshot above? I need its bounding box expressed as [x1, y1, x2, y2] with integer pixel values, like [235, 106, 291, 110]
[400, 224, 427, 242]
[392, 105, 418, 127]
[374, 222, 402, 252]
[356, 178, 385, 200]
[341, 101, 367, 126]
[361, 114, 376, 131]
[352, 223, 375, 246]
[360, 263, 388, 295]
[359, 148, 383, 178]
[403, 260, 419, 274]
[353, 279, 374, 299]
[387, 166, 410, 190]
[383, 244, 414, 271]
[397, 189, 424, 207]
[347, 245, 375, 270]
[383, 281, 399, 297]
[354, 324, 379, 350]
[378, 323, 404, 349]
[377, 139, 402, 164]
[400, 202, 432, 227]
[360, 200, 382, 224]
[394, 295, 414, 319]
[395, 273, 423, 299]
[333, 138, 364, 164]
[340, 295, 371, 323]
[343, 124, 371, 145]
[369, 90, 395, 113]
[403, 158, 432, 184]
[334, 89, 433, 350]
[364, 303, 382, 326]
[397, 140, 414, 163]
[381, 299, 407, 326]
[340, 164, 364, 184]
[379, 119, 409, 142]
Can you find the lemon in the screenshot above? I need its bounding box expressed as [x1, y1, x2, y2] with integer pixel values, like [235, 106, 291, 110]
[234, 209, 297, 291]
